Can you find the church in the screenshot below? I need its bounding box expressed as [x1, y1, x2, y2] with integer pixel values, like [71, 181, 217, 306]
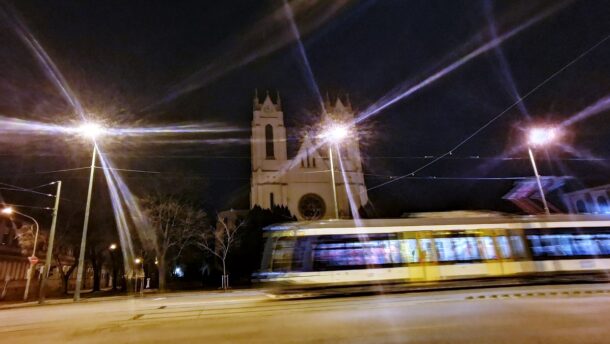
[250, 91, 369, 220]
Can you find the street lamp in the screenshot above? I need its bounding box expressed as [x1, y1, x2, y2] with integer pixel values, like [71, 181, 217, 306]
[526, 126, 559, 215]
[108, 243, 118, 291]
[134, 258, 144, 296]
[1, 207, 40, 301]
[74, 121, 104, 301]
[319, 123, 350, 219]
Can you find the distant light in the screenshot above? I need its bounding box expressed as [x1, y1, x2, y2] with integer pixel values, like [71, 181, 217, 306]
[1, 207, 14, 215]
[134, 258, 142, 264]
[77, 122, 105, 139]
[109, 243, 117, 250]
[528, 127, 558, 147]
[173, 266, 184, 277]
[320, 123, 349, 143]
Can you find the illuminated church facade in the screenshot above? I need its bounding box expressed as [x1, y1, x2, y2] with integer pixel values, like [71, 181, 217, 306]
[250, 91, 368, 220]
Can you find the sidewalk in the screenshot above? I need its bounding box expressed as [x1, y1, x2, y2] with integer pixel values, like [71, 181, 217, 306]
[0, 288, 153, 310]
[0, 287, 262, 310]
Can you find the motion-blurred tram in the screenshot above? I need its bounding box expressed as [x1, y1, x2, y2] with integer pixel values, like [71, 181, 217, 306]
[256, 213, 610, 294]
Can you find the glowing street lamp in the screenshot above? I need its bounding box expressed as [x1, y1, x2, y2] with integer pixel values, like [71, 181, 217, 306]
[526, 126, 559, 215]
[109, 243, 117, 251]
[319, 123, 350, 219]
[74, 121, 105, 302]
[77, 122, 105, 139]
[1, 207, 40, 301]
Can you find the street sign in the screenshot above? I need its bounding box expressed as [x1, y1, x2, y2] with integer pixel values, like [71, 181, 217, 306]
[28, 256, 39, 265]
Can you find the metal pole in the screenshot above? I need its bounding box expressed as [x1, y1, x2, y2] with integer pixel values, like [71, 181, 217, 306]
[39, 181, 62, 304]
[328, 145, 339, 219]
[74, 145, 97, 301]
[19, 213, 39, 301]
[528, 147, 550, 215]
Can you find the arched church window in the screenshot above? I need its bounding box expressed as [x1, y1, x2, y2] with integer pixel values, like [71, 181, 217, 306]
[597, 196, 608, 213]
[576, 200, 587, 213]
[270, 193, 275, 207]
[265, 124, 275, 159]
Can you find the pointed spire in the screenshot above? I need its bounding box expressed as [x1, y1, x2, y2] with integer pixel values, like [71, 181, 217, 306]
[335, 96, 345, 111]
[276, 90, 281, 107]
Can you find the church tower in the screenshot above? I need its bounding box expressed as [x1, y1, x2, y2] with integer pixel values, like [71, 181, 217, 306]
[250, 90, 288, 209]
[250, 90, 369, 220]
[322, 95, 369, 217]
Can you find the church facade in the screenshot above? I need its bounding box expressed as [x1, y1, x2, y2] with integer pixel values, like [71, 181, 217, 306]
[250, 91, 369, 220]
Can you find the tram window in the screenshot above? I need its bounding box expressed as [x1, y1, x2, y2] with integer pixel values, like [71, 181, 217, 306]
[596, 234, 610, 254]
[291, 238, 311, 271]
[496, 236, 512, 259]
[453, 237, 481, 261]
[572, 235, 600, 256]
[479, 237, 498, 260]
[435, 238, 456, 261]
[271, 238, 295, 272]
[419, 239, 435, 262]
[527, 233, 609, 258]
[312, 235, 404, 270]
[510, 236, 527, 258]
[400, 239, 419, 263]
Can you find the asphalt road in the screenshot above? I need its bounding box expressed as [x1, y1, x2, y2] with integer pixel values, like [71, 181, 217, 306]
[1, 284, 609, 343]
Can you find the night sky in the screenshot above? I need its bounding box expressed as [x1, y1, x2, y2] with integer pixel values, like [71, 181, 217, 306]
[0, 0, 609, 218]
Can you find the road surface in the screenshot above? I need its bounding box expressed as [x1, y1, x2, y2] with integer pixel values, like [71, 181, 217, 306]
[1, 284, 609, 343]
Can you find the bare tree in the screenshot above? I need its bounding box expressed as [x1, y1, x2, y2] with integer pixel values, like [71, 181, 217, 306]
[194, 215, 244, 290]
[141, 195, 207, 291]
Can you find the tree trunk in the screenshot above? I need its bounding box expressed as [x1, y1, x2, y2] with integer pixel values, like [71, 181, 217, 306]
[111, 262, 118, 291]
[222, 259, 228, 290]
[90, 250, 101, 292]
[158, 255, 166, 291]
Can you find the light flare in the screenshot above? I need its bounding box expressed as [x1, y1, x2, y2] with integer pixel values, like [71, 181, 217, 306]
[356, 2, 568, 124]
[145, 0, 351, 110]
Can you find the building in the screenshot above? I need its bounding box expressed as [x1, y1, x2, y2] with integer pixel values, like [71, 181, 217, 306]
[250, 91, 368, 220]
[562, 184, 610, 214]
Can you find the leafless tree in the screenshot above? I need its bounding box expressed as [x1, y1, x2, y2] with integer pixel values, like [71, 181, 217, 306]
[194, 216, 244, 290]
[141, 195, 207, 291]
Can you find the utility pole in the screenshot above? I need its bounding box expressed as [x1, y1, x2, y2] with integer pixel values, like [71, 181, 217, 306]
[74, 145, 97, 301]
[38, 181, 61, 304]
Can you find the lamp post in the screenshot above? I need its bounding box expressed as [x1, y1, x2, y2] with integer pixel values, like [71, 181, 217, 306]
[527, 127, 558, 215]
[320, 124, 349, 219]
[38, 180, 62, 304]
[109, 243, 117, 291]
[134, 258, 144, 296]
[1, 207, 40, 301]
[74, 122, 104, 301]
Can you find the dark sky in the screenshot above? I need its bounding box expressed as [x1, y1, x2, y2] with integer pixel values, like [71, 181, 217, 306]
[0, 0, 609, 218]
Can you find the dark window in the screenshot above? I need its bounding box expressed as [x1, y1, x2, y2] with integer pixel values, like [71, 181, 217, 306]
[265, 124, 274, 159]
[576, 200, 587, 213]
[270, 193, 274, 207]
